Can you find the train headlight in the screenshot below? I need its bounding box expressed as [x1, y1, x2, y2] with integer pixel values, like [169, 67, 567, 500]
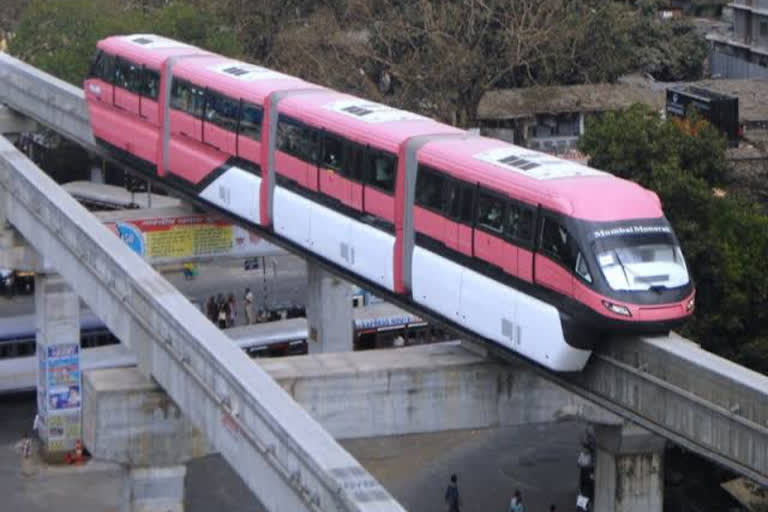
[601, 300, 632, 317]
[686, 297, 695, 312]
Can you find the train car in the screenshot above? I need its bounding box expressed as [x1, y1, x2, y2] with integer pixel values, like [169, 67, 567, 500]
[84, 34, 695, 372]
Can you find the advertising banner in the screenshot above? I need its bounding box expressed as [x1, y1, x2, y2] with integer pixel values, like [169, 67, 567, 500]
[106, 214, 272, 261]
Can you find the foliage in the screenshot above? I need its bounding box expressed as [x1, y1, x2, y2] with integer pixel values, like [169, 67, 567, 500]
[580, 105, 768, 374]
[9, 0, 241, 86]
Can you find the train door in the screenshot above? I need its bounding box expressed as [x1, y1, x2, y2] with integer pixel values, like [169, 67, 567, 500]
[456, 184, 475, 256]
[202, 89, 238, 156]
[442, 177, 460, 251]
[275, 115, 319, 190]
[318, 131, 349, 204]
[237, 101, 263, 167]
[138, 67, 161, 126]
[503, 200, 539, 281]
[343, 142, 365, 210]
[85, 51, 116, 109]
[414, 166, 446, 244]
[113, 57, 141, 117]
[534, 215, 575, 297]
[363, 149, 397, 222]
[473, 188, 507, 270]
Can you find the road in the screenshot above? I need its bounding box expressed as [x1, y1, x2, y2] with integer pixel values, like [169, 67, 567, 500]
[0, 390, 583, 512]
[0, 255, 308, 325]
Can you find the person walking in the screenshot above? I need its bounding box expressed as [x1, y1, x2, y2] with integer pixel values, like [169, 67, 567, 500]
[508, 490, 525, 512]
[444, 474, 460, 512]
[206, 296, 217, 323]
[227, 293, 237, 327]
[244, 288, 255, 325]
[216, 294, 228, 329]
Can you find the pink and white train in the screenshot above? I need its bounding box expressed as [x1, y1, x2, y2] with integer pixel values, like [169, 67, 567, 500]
[84, 34, 695, 371]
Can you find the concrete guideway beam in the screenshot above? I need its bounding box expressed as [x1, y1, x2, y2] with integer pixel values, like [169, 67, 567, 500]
[0, 137, 404, 512]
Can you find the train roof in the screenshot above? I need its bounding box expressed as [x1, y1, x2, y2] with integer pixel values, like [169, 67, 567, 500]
[420, 137, 662, 221]
[98, 34, 664, 222]
[99, 34, 211, 68]
[277, 92, 463, 153]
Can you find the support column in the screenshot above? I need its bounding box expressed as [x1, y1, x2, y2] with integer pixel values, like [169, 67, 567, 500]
[35, 274, 82, 460]
[593, 423, 665, 512]
[83, 368, 208, 512]
[305, 262, 352, 353]
[123, 466, 186, 512]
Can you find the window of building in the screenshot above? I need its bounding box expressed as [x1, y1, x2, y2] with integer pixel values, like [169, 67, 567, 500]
[415, 166, 444, 211]
[204, 90, 240, 132]
[276, 116, 317, 163]
[477, 190, 505, 233]
[170, 78, 205, 118]
[761, 21, 768, 37]
[368, 151, 397, 193]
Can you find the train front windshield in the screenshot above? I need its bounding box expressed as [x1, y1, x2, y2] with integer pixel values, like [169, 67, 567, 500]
[592, 232, 689, 292]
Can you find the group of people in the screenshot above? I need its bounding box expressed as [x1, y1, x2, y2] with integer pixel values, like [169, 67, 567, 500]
[445, 474, 559, 512]
[205, 288, 258, 329]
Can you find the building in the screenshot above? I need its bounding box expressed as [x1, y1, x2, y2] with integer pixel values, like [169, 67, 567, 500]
[707, 0, 768, 78]
[476, 83, 664, 155]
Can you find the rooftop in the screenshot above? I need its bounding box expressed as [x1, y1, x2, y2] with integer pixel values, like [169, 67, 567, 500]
[478, 77, 768, 124]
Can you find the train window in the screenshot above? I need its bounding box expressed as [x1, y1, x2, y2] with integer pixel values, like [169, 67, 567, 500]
[277, 116, 318, 163]
[141, 68, 160, 100]
[505, 202, 534, 242]
[443, 178, 461, 219]
[477, 190, 505, 233]
[575, 252, 593, 283]
[458, 184, 475, 224]
[415, 166, 443, 211]
[114, 58, 143, 94]
[239, 102, 263, 140]
[170, 78, 205, 118]
[205, 90, 240, 132]
[321, 133, 343, 171]
[541, 217, 577, 269]
[341, 141, 366, 182]
[90, 51, 116, 83]
[367, 151, 397, 193]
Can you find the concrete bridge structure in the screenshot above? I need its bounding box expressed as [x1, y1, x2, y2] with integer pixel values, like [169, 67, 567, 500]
[0, 51, 766, 512]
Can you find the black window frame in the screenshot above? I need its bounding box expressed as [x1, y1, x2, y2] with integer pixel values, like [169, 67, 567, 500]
[203, 88, 241, 133]
[415, 165, 445, 212]
[540, 214, 579, 271]
[504, 199, 536, 248]
[276, 114, 318, 164]
[140, 67, 161, 101]
[170, 77, 205, 119]
[475, 187, 507, 235]
[366, 148, 397, 195]
[113, 57, 143, 95]
[239, 101, 263, 141]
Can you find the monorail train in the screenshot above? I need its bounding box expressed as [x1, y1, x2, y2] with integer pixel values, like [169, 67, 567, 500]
[84, 34, 695, 372]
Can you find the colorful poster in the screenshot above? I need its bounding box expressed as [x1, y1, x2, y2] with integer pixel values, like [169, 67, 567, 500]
[46, 343, 80, 411]
[105, 215, 269, 261]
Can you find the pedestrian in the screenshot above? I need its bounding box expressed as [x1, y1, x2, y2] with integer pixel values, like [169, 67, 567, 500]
[508, 490, 525, 512]
[227, 293, 237, 327]
[32, 414, 40, 437]
[444, 473, 460, 512]
[206, 296, 217, 323]
[244, 287, 255, 325]
[217, 299, 229, 329]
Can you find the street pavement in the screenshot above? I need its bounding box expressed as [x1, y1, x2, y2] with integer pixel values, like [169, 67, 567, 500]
[0, 255, 308, 326]
[1, 390, 583, 512]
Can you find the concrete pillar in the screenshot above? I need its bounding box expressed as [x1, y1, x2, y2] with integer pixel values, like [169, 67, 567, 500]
[305, 262, 352, 353]
[123, 466, 186, 512]
[35, 274, 82, 459]
[83, 368, 208, 512]
[593, 423, 665, 512]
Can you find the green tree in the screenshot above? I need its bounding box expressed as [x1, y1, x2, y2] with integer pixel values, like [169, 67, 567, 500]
[580, 104, 768, 374]
[9, 0, 241, 86]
